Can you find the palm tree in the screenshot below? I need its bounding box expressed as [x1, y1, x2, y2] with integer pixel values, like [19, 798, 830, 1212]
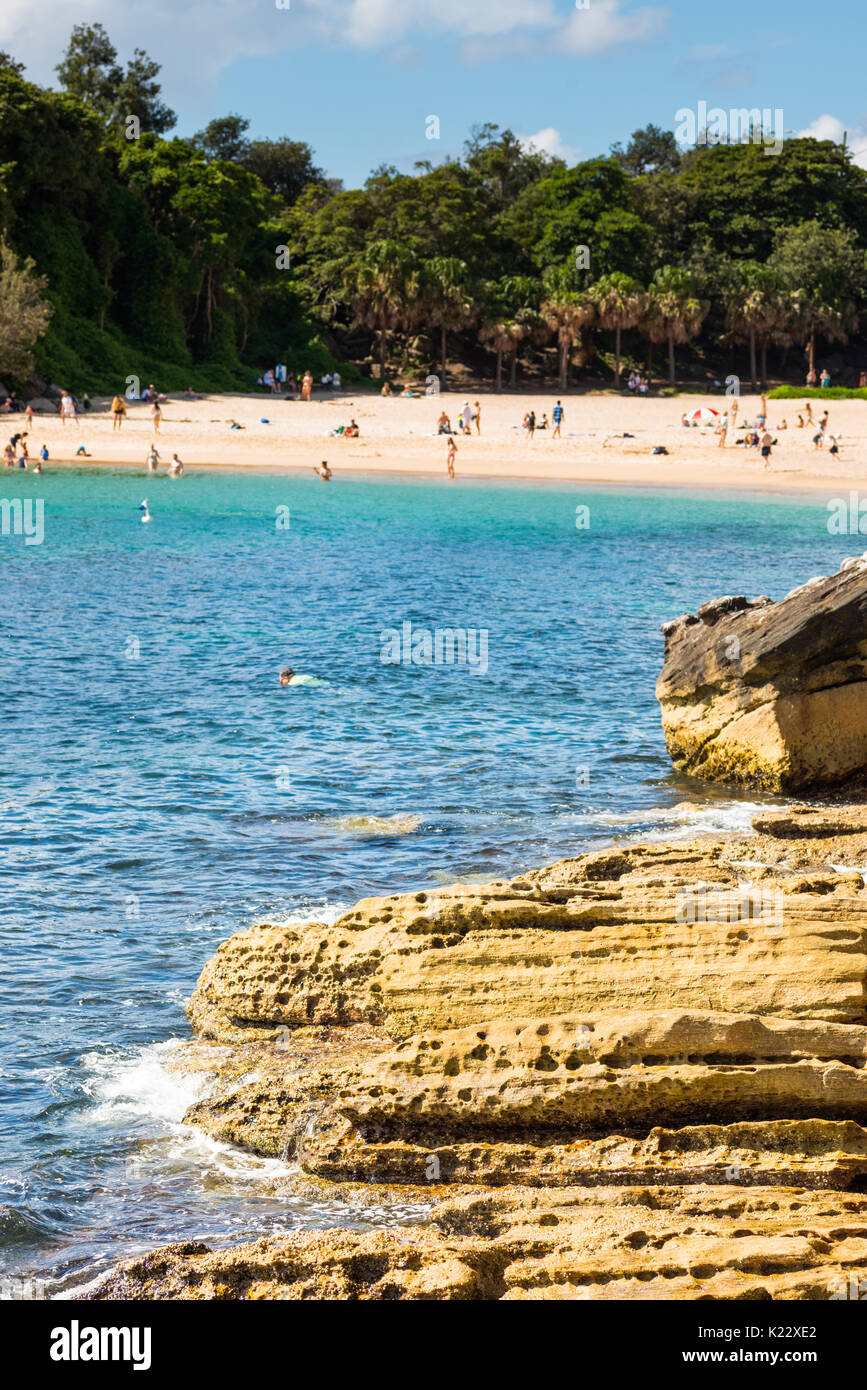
[424, 257, 474, 391]
[591, 273, 647, 388]
[479, 319, 513, 393]
[722, 261, 785, 389]
[769, 222, 864, 378]
[542, 289, 597, 392]
[644, 266, 706, 388]
[348, 239, 418, 379]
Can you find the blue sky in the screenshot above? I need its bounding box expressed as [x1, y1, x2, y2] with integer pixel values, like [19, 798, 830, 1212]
[5, 0, 867, 185]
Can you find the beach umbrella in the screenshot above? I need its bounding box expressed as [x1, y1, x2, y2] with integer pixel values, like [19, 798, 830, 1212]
[688, 407, 719, 424]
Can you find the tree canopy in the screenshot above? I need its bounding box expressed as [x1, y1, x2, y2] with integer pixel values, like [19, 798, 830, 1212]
[3, 28, 867, 395]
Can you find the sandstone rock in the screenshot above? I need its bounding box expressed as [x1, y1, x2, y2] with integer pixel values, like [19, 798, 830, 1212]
[81, 1185, 867, 1301]
[656, 563, 867, 790]
[118, 823, 867, 1300]
[188, 846, 867, 1040]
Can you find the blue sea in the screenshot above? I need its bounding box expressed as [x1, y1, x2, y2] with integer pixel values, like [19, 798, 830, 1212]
[0, 466, 850, 1294]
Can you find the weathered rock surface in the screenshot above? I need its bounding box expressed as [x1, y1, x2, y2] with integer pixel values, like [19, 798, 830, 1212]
[656, 561, 867, 790]
[85, 808, 867, 1300]
[83, 1185, 867, 1301]
[188, 844, 867, 1041]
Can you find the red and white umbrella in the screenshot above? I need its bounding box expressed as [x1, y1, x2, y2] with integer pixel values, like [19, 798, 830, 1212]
[687, 407, 720, 424]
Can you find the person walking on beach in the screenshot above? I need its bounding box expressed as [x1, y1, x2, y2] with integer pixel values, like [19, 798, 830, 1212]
[446, 436, 456, 479]
[552, 400, 564, 438]
[526, 410, 536, 440]
[302, 371, 313, 401]
[151, 399, 162, 435]
[717, 411, 728, 448]
[147, 445, 159, 471]
[473, 401, 481, 435]
[60, 390, 78, 426]
[168, 453, 183, 476]
[760, 430, 773, 470]
[111, 395, 126, 430]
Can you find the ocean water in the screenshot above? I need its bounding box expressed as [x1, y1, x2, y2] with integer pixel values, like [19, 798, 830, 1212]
[0, 465, 850, 1293]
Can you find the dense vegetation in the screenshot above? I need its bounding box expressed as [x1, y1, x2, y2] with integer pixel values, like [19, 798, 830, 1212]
[2, 27, 867, 395]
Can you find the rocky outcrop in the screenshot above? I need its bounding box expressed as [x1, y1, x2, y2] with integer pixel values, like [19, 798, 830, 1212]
[84, 1185, 867, 1301]
[656, 560, 867, 790]
[188, 843, 867, 1041]
[84, 806, 867, 1300]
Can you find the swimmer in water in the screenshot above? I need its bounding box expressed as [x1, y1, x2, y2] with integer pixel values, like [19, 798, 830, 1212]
[279, 667, 324, 687]
[314, 461, 332, 480]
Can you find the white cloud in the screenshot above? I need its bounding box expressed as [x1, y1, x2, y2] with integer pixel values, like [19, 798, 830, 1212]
[798, 114, 867, 168]
[561, 0, 670, 56]
[518, 126, 579, 163]
[0, 0, 671, 115]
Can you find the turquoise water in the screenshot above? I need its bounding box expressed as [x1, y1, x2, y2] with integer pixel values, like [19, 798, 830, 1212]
[0, 466, 847, 1291]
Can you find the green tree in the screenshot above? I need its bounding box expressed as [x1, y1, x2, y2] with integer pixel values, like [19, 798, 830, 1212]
[56, 24, 174, 134]
[242, 139, 326, 207]
[192, 115, 251, 162]
[116, 49, 176, 135]
[348, 239, 418, 378]
[591, 272, 647, 387]
[722, 260, 784, 389]
[645, 266, 706, 387]
[611, 124, 681, 176]
[543, 271, 597, 391]
[769, 221, 866, 375]
[424, 256, 474, 389]
[0, 240, 53, 377]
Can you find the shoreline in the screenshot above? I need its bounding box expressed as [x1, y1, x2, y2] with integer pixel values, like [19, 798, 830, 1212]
[18, 453, 865, 498]
[9, 389, 864, 495]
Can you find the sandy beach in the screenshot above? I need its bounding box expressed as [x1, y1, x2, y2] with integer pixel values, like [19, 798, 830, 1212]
[20, 389, 867, 492]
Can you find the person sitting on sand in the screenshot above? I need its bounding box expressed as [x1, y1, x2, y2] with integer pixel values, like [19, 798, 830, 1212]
[344, 419, 359, 437]
[184, 385, 198, 400]
[40, 444, 48, 463]
[777, 419, 788, 430]
[75, 444, 90, 457]
[314, 461, 332, 480]
[796, 414, 804, 428]
[111, 395, 126, 430]
[437, 410, 451, 435]
[681, 412, 690, 427]
[538, 413, 549, 430]
[3, 444, 13, 467]
[381, 382, 393, 397]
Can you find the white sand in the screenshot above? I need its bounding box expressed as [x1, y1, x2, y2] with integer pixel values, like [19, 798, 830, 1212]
[19, 389, 866, 492]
